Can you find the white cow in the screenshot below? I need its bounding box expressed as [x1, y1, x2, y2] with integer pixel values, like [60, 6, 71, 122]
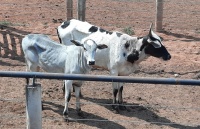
[22, 34, 108, 119]
[57, 19, 171, 112]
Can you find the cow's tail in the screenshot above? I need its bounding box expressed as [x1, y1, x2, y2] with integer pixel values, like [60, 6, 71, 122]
[56, 28, 62, 44]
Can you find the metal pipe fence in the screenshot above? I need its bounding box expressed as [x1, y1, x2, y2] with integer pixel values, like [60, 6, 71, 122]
[0, 71, 200, 128]
[0, 71, 200, 86]
[0, 71, 200, 129]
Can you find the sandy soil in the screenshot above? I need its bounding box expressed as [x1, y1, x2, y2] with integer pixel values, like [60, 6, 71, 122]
[0, 0, 200, 129]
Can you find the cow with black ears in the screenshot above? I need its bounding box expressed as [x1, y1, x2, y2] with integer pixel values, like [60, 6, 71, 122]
[57, 19, 171, 113]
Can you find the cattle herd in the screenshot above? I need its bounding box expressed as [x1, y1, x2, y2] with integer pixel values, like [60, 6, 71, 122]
[22, 19, 171, 120]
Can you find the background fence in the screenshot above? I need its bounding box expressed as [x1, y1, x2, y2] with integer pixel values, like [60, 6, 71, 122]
[0, 0, 200, 128]
[1, 0, 200, 34]
[0, 0, 200, 60]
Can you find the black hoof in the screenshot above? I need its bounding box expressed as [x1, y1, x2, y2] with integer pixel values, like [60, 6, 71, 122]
[77, 111, 85, 118]
[63, 115, 69, 122]
[112, 105, 120, 114]
[119, 105, 127, 110]
[63, 111, 68, 120]
[125, 107, 131, 112]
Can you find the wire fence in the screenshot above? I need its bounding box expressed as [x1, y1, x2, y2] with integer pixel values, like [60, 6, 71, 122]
[0, 0, 200, 33]
[0, 0, 199, 60]
[0, 71, 200, 128]
[1, 96, 200, 128]
[0, 0, 199, 62]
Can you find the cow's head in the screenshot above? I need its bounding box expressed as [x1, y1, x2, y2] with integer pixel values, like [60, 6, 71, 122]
[71, 39, 108, 65]
[138, 23, 171, 61]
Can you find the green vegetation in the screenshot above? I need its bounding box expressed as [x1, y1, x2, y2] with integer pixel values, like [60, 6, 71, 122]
[0, 21, 26, 26]
[123, 26, 135, 35]
[0, 21, 14, 26]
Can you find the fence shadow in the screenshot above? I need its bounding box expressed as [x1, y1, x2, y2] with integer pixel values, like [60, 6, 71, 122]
[0, 25, 30, 62]
[161, 30, 200, 42]
[83, 97, 200, 129]
[43, 101, 126, 129]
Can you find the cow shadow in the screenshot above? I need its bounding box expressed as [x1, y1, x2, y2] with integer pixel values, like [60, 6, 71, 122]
[161, 30, 200, 42]
[83, 97, 200, 129]
[0, 25, 30, 63]
[42, 101, 126, 129]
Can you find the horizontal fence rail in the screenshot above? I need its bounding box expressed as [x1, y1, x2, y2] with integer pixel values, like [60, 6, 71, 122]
[1, 71, 200, 128]
[0, 71, 200, 86]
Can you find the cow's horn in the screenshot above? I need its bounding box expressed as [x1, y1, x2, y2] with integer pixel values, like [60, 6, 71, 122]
[149, 23, 153, 37]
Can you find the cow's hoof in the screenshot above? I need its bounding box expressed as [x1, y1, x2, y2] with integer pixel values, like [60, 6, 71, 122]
[63, 115, 69, 122]
[126, 107, 131, 112]
[119, 105, 127, 110]
[63, 111, 69, 121]
[112, 105, 120, 114]
[113, 109, 120, 114]
[77, 111, 85, 118]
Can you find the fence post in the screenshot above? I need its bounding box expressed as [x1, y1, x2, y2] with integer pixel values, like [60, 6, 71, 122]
[66, 0, 73, 20]
[156, 0, 163, 32]
[77, 0, 86, 21]
[26, 83, 42, 129]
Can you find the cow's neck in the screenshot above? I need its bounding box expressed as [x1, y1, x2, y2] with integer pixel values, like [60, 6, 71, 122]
[79, 50, 91, 74]
[138, 36, 149, 51]
[134, 36, 150, 63]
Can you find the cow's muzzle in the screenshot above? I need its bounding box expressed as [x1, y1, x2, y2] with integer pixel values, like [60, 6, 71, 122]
[162, 54, 171, 61]
[127, 50, 139, 63]
[89, 61, 95, 65]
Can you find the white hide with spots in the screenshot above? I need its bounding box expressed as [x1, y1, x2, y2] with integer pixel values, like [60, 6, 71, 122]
[57, 19, 171, 112]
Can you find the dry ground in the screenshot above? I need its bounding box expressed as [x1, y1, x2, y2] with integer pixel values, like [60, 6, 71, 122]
[0, 0, 200, 129]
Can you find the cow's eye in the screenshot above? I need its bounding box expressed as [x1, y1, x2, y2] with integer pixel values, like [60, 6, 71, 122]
[83, 47, 87, 51]
[125, 42, 129, 49]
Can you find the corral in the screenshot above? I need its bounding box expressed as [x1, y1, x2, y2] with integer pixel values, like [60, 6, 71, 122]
[0, 0, 200, 129]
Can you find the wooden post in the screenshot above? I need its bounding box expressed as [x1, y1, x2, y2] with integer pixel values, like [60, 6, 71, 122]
[77, 0, 86, 21]
[26, 84, 42, 129]
[156, 0, 163, 32]
[66, 0, 73, 20]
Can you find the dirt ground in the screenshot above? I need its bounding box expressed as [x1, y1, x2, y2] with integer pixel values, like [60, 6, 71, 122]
[0, 0, 200, 129]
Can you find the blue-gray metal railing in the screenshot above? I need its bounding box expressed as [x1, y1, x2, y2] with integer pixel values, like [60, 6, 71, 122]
[0, 71, 199, 86]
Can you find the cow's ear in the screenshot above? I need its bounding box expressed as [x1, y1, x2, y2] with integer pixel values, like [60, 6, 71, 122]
[70, 40, 83, 46]
[147, 38, 161, 48]
[97, 44, 108, 49]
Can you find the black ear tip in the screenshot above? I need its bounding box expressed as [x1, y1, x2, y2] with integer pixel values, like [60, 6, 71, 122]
[70, 40, 77, 44]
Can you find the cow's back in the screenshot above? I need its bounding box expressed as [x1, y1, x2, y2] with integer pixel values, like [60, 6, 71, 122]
[22, 34, 68, 73]
[58, 19, 93, 46]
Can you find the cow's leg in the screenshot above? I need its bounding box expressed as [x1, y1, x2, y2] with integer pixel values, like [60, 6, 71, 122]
[110, 70, 120, 113]
[112, 82, 120, 113]
[63, 80, 72, 120]
[62, 81, 65, 96]
[74, 85, 84, 117]
[118, 83, 127, 110]
[62, 83, 83, 98]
